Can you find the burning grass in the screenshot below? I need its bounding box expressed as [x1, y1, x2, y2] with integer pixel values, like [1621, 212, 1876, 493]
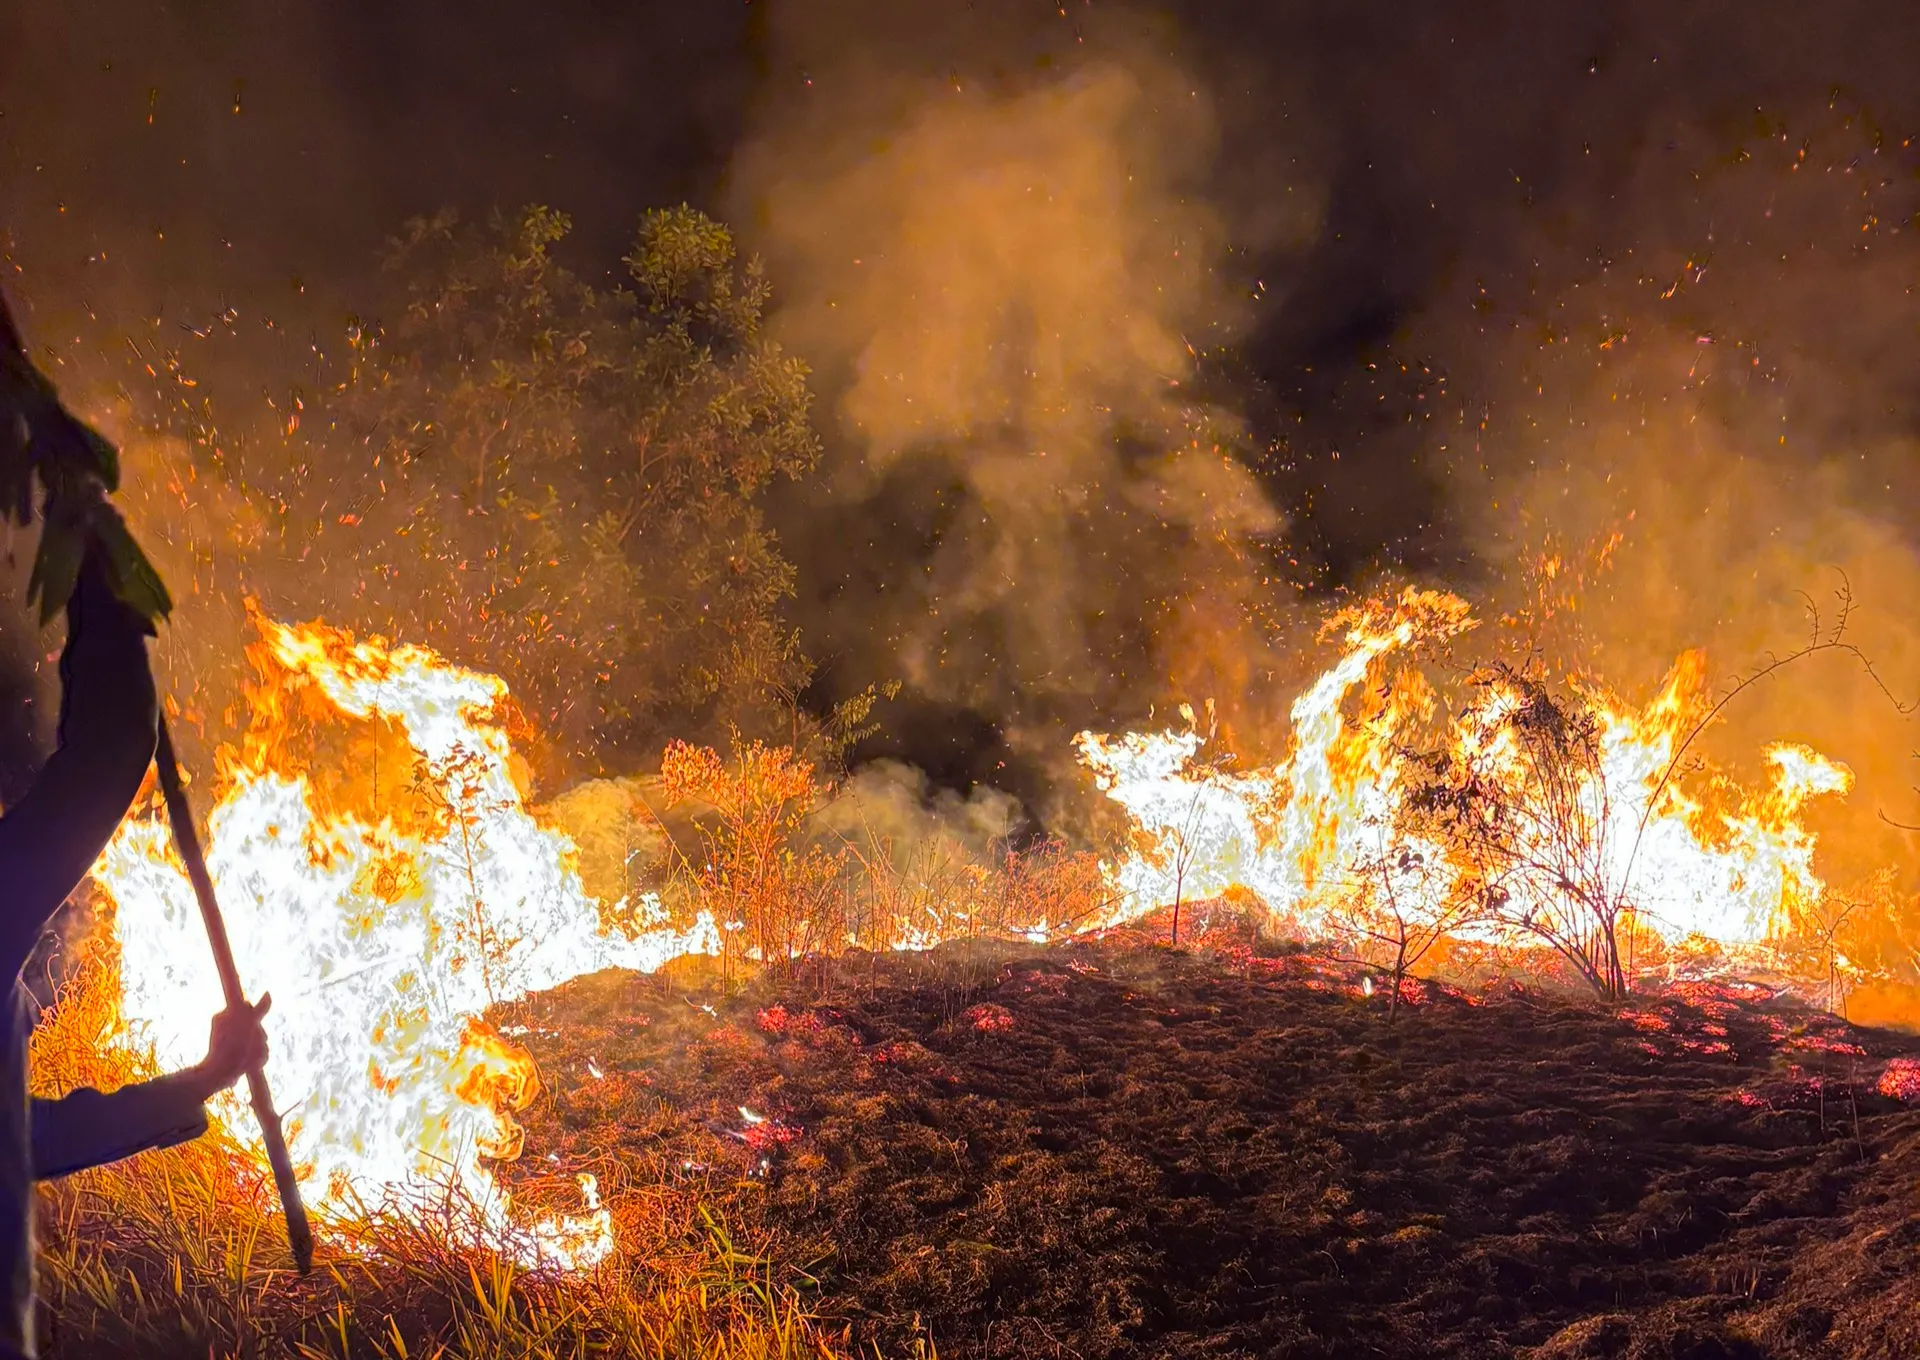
[29, 946, 861, 1360]
[41, 588, 1920, 1356]
[30, 890, 1920, 1358]
[37, 1164, 846, 1360]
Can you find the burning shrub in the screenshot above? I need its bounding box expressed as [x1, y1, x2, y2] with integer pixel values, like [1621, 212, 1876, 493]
[1399, 663, 1644, 998]
[1082, 585, 1874, 1006]
[660, 739, 848, 973]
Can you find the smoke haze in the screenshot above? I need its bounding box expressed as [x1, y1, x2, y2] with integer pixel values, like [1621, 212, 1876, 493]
[730, 34, 1313, 825]
[6, 0, 1920, 879]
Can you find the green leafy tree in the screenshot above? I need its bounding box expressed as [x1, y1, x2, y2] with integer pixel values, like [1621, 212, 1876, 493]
[295, 204, 820, 763]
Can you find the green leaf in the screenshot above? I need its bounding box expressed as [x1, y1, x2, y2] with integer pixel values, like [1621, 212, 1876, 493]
[27, 517, 85, 626]
[0, 410, 32, 526]
[0, 284, 172, 626]
[78, 423, 122, 492]
[94, 511, 173, 623]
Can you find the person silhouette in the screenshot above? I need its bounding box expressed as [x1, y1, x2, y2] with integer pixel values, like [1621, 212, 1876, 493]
[0, 500, 270, 1359]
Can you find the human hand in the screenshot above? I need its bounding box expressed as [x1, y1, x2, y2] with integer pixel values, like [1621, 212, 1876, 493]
[190, 994, 273, 1100]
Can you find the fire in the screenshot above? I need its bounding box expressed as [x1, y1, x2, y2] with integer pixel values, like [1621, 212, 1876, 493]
[92, 616, 720, 1270]
[1079, 587, 1855, 966]
[1077, 588, 1473, 936]
[75, 587, 1860, 1268]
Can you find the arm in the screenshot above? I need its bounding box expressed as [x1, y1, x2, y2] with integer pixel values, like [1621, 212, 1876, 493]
[0, 541, 157, 978]
[29, 994, 271, 1180]
[30, 1073, 209, 1180]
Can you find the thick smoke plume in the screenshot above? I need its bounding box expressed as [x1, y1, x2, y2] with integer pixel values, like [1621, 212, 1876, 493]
[727, 14, 1321, 826]
[737, 62, 1293, 766]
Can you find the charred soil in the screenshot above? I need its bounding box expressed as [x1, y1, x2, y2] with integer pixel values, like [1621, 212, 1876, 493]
[506, 927, 1920, 1360]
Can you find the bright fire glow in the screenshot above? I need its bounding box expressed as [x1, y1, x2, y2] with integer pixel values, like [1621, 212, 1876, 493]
[83, 588, 1857, 1269]
[93, 616, 719, 1270]
[1078, 587, 1853, 955]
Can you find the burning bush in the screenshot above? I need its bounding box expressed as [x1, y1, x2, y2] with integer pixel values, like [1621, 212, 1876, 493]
[659, 740, 848, 973]
[1398, 663, 1649, 998]
[1079, 587, 1885, 1006]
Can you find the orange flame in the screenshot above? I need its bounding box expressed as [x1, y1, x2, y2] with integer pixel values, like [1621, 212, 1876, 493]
[92, 617, 720, 1269]
[81, 589, 1859, 1269]
[1079, 587, 1854, 960]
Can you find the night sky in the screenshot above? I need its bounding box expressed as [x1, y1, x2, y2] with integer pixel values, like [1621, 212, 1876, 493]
[9, 1, 1915, 560]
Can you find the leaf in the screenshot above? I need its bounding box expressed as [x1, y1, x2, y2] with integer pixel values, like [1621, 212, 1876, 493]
[94, 510, 173, 623]
[78, 422, 122, 492]
[27, 516, 85, 626]
[0, 410, 32, 526]
[0, 284, 171, 625]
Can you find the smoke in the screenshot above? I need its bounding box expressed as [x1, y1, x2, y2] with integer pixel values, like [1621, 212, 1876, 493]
[811, 760, 1023, 872]
[8, 0, 1920, 887]
[728, 10, 1320, 821]
[1359, 110, 1920, 899]
[538, 778, 670, 913]
[718, 0, 1920, 886]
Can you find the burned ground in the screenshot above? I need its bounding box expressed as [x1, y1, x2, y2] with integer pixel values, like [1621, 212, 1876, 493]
[506, 931, 1920, 1360]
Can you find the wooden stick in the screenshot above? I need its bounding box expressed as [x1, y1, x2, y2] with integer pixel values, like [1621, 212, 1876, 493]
[152, 716, 315, 1275]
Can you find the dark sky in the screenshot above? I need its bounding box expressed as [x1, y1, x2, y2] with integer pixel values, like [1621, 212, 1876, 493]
[10, 0, 1920, 564]
[1, 2, 755, 309]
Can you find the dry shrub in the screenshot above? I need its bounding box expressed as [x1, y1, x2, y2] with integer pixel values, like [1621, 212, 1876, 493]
[1401, 663, 1640, 999]
[652, 735, 1121, 973]
[659, 740, 848, 974]
[987, 837, 1116, 938]
[844, 832, 1116, 949]
[840, 836, 993, 953]
[1332, 845, 1482, 1023]
[1761, 869, 1915, 1019]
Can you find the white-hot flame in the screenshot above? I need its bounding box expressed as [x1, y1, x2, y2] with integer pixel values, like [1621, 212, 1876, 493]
[94, 617, 720, 1269]
[82, 587, 1858, 1271]
[1078, 587, 1853, 958]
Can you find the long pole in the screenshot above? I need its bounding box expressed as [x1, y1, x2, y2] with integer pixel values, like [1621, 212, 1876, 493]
[152, 716, 315, 1275]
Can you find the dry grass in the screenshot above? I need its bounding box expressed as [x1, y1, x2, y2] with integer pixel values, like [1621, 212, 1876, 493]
[28, 946, 878, 1360]
[37, 1174, 851, 1360]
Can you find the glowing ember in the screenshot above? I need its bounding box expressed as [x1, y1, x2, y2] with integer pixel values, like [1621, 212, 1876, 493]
[92, 616, 720, 1269]
[1878, 1057, 1920, 1102]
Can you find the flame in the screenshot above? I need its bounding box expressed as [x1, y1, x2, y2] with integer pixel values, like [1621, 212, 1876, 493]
[1077, 588, 1473, 935]
[93, 616, 720, 1269]
[78, 588, 1861, 1268]
[1079, 587, 1854, 960]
